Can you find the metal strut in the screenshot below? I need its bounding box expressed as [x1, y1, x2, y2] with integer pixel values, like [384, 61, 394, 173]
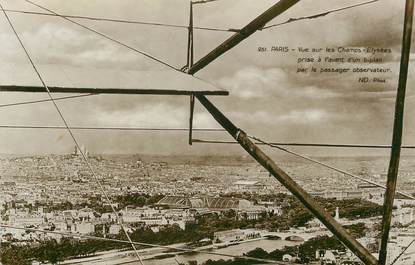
[187, 1, 194, 68]
[188, 0, 301, 74]
[189, 94, 195, 145]
[378, 0, 414, 264]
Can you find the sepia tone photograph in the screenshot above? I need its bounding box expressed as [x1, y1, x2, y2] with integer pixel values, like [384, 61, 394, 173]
[0, 0, 414, 264]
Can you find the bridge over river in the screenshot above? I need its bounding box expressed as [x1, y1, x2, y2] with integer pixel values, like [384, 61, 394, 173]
[264, 230, 331, 242]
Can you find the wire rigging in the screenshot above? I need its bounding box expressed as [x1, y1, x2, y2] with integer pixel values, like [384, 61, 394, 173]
[261, 0, 379, 30]
[0, 125, 225, 132]
[2, 0, 380, 33]
[193, 138, 415, 200]
[192, 139, 415, 149]
[246, 135, 415, 200]
[0, 3, 145, 264]
[7, 123, 415, 150]
[6, 123, 415, 149]
[0, 224, 286, 264]
[390, 238, 415, 265]
[23, 0, 178, 72]
[2, 9, 236, 32]
[0, 93, 98, 108]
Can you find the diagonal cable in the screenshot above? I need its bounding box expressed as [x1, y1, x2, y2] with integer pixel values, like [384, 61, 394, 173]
[0, 93, 97, 108]
[3, 9, 236, 33]
[0, 125, 225, 132]
[248, 135, 415, 200]
[390, 238, 415, 265]
[23, 0, 178, 72]
[192, 138, 415, 149]
[262, 0, 379, 30]
[0, 3, 145, 264]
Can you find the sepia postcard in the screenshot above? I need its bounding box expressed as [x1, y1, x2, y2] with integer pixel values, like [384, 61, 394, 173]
[0, 1, 414, 265]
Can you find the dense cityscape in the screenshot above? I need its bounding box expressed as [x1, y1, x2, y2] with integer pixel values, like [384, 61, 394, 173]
[1, 150, 415, 265]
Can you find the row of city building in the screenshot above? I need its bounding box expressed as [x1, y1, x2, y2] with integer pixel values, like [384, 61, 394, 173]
[0, 195, 283, 243]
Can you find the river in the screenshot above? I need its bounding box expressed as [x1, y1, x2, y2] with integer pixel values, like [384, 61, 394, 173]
[108, 239, 301, 265]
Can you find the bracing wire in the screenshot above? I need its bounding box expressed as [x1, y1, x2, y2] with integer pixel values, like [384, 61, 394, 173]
[192, 139, 415, 149]
[247, 135, 415, 200]
[3, 9, 237, 33]
[193, 138, 415, 199]
[22, 0, 178, 72]
[0, 224, 287, 264]
[0, 3, 145, 264]
[9, 124, 415, 149]
[0, 93, 97, 108]
[0, 125, 225, 132]
[192, 138, 415, 199]
[390, 238, 415, 265]
[3, 0, 381, 34]
[5, 123, 415, 148]
[261, 0, 380, 30]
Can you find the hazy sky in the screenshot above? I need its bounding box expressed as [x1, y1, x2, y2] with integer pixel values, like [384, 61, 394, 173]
[0, 0, 414, 156]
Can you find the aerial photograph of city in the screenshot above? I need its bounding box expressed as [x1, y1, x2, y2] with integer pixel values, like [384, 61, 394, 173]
[0, 0, 415, 265]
